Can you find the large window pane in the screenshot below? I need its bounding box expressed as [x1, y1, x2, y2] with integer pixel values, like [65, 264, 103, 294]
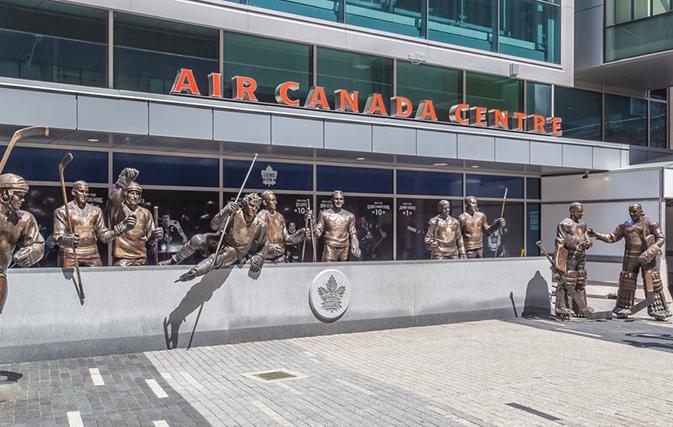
[650, 101, 667, 148]
[223, 32, 312, 104]
[396, 62, 462, 121]
[605, 14, 673, 61]
[466, 174, 524, 199]
[0, 0, 107, 87]
[526, 82, 551, 117]
[345, 0, 424, 38]
[526, 203, 540, 256]
[554, 87, 602, 141]
[114, 13, 218, 94]
[317, 165, 393, 193]
[500, 0, 560, 63]
[397, 170, 463, 197]
[478, 201, 524, 257]
[429, 0, 496, 52]
[317, 48, 393, 112]
[224, 160, 313, 191]
[604, 94, 647, 145]
[5, 147, 107, 183]
[396, 198, 462, 260]
[113, 153, 219, 187]
[466, 72, 524, 112]
[248, 0, 343, 22]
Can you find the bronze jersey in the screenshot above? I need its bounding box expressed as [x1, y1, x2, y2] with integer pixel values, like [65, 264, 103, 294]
[315, 209, 357, 248]
[457, 211, 493, 250]
[257, 209, 302, 255]
[555, 216, 591, 256]
[601, 217, 664, 255]
[53, 201, 117, 261]
[113, 204, 154, 261]
[425, 215, 464, 257]
[0, 209, 44, 273]
[211, 208, 268, 258]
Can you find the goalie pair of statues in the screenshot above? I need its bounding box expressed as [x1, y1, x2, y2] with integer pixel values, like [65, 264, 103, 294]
[553, 202, 671, 321]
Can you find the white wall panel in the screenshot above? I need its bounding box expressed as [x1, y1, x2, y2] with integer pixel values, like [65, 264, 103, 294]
[78, 96, 147, 134]
[457, 134, 495, 161]
[149, 103, 212, 140]
[214, 110, 270, 144]
[325, 121, 371, 152]
[416, 130, 457, 158]
[0, 87, 76, 129]
[542, 169, 660, 202]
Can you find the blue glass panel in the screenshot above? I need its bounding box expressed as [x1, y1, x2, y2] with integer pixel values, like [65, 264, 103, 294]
[397, 170, 462, 197]
[113, 153, 218, 187]
[1, 147, 107, 183]
[466, 174, 523, 199]
[317, 165, 392, 194]
[478, 201, 524, 257]
[396, 198, 462, 260]
[224, 160, 313, 192]
[500, 0, 561, 64]
[428, 0, 496, 52]
[554, 87, 602, 141]
[604, 94, 647, 145]
[345, 0, 424, 38]
[526, 202, 540, 256]
[526, 177, 540, 199]
[248, 0, 343, 23]
[650, 101, 667, 149]
[397, 62, 462, 121]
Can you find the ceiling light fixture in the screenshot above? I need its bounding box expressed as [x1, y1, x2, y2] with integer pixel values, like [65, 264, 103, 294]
[433, 162, 447, 166]
[87, 138, 99, 142]
[356, 157, 365, 161]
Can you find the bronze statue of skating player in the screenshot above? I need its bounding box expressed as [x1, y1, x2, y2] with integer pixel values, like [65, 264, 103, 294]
[458, 196, 505, 258]
[0, 174, 45, 313]
[258, 190, 306, 263]
[554, 202, 593, 319]
[589, 204, 671, 320]
[424, 200, 466, 259]
[176, 193, 269, 282]
[107, 168, 163, 266]
[312, 191, 360, 262]
[54, 180, 135, 267]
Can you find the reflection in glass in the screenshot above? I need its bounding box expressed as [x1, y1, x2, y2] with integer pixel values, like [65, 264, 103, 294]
[397, 170, 462, 197]
[397, 62, 462, 121]
[526, 82, 551, 117]
[249, 0, 343, 22]
[428, 0, 496, 52]
[526, 203, 540, 256]
[604, 94, 647, 145]
[478, 201, 524, 258]
[466, 72, 524, 112]
[0, 1, 107, 87]
[526, 177, 541, 200]
[466, 174, 524, 199]
[345, 0, 424, 38]
[224, 160, 313, 191]
[500, 0, 560, 63]
[554, 87, 602, 141]
[650, 101, 667, 148]
[605, 14, 673, 61]
[113, 153, 219, 187]
[317, 48, 393, 112]
[396, 198, 462, 260]
[317, 165, 393, 194]
[114, 13, 218, 94]
[223, 32, 312, 104]
[6, 147, 107, 184]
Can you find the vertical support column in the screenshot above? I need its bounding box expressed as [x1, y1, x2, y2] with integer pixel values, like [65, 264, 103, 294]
[108, 11, 114, 89]
[392, 59, 397, 98]
[312, 45, 318, 87]
[219, 29, 224, 76]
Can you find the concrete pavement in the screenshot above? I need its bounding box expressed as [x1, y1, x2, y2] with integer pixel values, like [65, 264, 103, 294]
[1, 298, 672, 427]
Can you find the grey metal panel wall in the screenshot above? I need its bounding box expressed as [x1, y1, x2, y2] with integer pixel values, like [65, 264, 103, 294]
[495, 138, 530, 164]
[78, 96, 148, 134]
[214, 110, 271, 145]
[372, 125, 416, 155]
[149, 103, 213, 140]
[272, 116, 323, 147]
[592, 147, 623, 170]
[324, 121, 372, 152]
[0, 87, 76, 129]
[530, 142, 563, 166]
[416, 130, 457, 158]
[562, 144, 593, 168]
[457, 134, 495, 161]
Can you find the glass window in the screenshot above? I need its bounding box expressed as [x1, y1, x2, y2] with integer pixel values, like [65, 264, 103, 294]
[650, 88, 667, 100]
[114, 13, 218, 94]
[650, 101, 667, 148]
[526, 202, 540, 256]
[4, 147, 107, 183]
[526, 177, 541, 200]
[248, 0, 343, 23]
[396, 62, 463, 121]
[466, 174, 524, 199]
[605, 14, 673, 62]
[466, 72, 524, 112]
[317, 48, 393, 112]
[0, 1, 107, 87]
[604, 94, 647, 145]
[224, 160, 313, 191]
[554, 87, 602, 141]
[317, 165, 393, 194]
[478, 201, 524, 257]
[113, 153, 219, 187]
[526, 82, 551, 117]
[223, 32, 312, 104]
[428, 0, 496, 52]
[396, 198, 462, 260]
[345, 0, 424, 38]
[500, 0, 560, 63]
[397, 170, 462, 197]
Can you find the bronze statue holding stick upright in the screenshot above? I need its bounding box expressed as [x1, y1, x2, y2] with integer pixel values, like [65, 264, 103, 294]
[258, 190, 307, 264]
[310, 191, 360, 262]
[458, 196, 505, 258]
[425, 200, 466, 260]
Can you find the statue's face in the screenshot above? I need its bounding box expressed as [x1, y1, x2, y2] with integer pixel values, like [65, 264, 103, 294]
[629, 205, 642, 222]
[439, 202, 451, 218]
[243, 201, 260, 222]
[126, 190, 141, 208]
[570, 205, 584, 220]
[332, 193, 344, 210]
[9, 190, 26, 211]
[263, 194, 277, 211]
[72, 184, 89, 205]
[466, 198, 477, 213]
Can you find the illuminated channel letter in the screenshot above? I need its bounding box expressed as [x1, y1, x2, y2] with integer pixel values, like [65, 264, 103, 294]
[449, 104, 469, 124]
[305, 87, 330, 109]
[275, 82, 300, 106]
[469, 107, 487, 126]
[208, 73, 222, 98]
[510, 112, 526, 131]
[170, 69, 200, 95]
[364, 94, 387, 115]
[415, 100, 438, 121]
[335, 90, 359, 112]
[391, 97, 412, 118]
[488, 109, 508, 129]
[232, 76, 258, 101]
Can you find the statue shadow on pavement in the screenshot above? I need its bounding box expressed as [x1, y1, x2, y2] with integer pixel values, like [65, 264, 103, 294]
[163, 267, 233, 350]
[521, 270, 551, 318]
[60, 267, 84, 305]
[0, 371, 22, 383]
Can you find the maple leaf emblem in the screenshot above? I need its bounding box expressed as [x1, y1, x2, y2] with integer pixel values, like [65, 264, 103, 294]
[317, 275, 346, 313]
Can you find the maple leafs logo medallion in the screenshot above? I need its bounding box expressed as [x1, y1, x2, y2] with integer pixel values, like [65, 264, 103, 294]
[309, 269, 351, 323]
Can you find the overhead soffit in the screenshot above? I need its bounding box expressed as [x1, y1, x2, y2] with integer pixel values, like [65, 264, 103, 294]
[575, 50, 673, 90]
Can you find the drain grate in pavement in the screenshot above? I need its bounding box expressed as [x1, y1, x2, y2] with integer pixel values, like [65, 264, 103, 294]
[255, 371, 296, 381]
[0, 381, 25, 401]
[242, 369, 308, 383]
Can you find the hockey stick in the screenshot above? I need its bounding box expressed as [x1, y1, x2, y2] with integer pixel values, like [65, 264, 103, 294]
[494, 188, 507, 258]
[0, 127, 49, 174]
[58, 153, 84, 302]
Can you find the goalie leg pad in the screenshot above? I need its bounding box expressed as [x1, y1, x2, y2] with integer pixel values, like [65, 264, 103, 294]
[614, 271, 636, 317]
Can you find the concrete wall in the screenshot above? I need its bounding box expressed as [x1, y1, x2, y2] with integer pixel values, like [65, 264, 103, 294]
[0, 258, 550, 362]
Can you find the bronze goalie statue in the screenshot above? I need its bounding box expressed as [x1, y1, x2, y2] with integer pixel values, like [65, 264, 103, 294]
[589, 203, 671, 320]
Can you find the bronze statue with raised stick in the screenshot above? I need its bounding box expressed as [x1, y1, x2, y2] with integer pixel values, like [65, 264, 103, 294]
[458, 196, 505, 258]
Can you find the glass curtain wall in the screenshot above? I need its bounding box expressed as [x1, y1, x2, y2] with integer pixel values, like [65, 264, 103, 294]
[604, 94, 647, 145]
[526, 82, 552, 117]
[554, 87, 602, 141]
[0, 0, 107, 87]
[466, 72, 524, 112]
[248, 0, 343, 22]
[650, 101, 667, 148]
[396, 62, 462, 121]
[605, 0, 673, 61]
[345, 0, 425, 37]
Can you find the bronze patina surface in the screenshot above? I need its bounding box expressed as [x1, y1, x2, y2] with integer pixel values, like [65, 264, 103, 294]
[313, 191, 360, 262]
[458, 196, 505, 258]
[424, 200, 466, 260]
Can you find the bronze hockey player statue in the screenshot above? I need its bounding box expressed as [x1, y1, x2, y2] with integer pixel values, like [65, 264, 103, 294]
[589, 203, 671, 320]
[458, 196, 505, 258]
[312, 191, 360, 262]
[107, 168, 163, 266]
[424, 200, 466, 260]
[54, 180, 135, 267]
[176, 193, 269, 282]
[554, 202, 593, 319]
[0, 174, 45, 313]
[258, 190, 306, 263]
